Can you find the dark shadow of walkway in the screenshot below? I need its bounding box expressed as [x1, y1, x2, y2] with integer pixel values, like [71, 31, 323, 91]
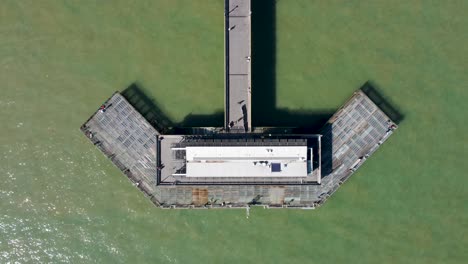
[361, 81, 404, 124]
[120, 1, 404, 179]
[122, 83, 225, 134]
[251, 0, 335, 131]
[122, 2, 339, 135]
[121, 83, 174, 134]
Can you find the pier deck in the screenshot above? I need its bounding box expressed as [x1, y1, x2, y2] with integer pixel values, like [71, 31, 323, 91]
[80, 93, 161, 203]
[80, 0, 398, 209]
[152, 90, 397, 208]
[225, 0, 252, 132]
[314, 90, 397, 205]
[82, 89, 397, 208]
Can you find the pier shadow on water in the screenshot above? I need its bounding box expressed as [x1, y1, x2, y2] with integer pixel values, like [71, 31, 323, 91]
[121, 1, 404, 178]
[251, 0, 335, 132]
[361, 81, 404, 124]
[121, 83, 174, 133]
[121, 2, 335, 134]
[122, 83, 224, 134]
[251, 0, 335, 177]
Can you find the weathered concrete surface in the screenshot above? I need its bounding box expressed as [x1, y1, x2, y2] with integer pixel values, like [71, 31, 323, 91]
[225, 0, 252, 132]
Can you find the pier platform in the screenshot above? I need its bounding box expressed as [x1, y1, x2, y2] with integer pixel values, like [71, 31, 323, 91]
[80, 93, 161, 204]
[81, 89, 397, 208]
[80, 0, 398, 209]
[152, 89, 397, 208]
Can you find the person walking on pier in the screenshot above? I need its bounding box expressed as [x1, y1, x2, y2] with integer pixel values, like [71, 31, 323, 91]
[229, 5, 239, 14]
[99, 104, 106, 113]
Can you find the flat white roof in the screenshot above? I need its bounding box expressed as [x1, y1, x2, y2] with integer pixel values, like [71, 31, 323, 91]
[184, 146, 308, 177]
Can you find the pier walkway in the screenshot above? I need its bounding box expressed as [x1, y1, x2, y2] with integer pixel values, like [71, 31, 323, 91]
[225, 0, 252, 132]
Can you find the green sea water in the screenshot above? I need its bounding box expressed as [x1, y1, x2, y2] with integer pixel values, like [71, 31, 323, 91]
[1, 0, 467, 263]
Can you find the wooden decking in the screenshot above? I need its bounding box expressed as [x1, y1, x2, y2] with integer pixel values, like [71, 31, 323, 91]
[81, 89, 397, 209]
[80, 0, 398, 209]
[314, 90, 398, 205]
[80, 93, 161, 204]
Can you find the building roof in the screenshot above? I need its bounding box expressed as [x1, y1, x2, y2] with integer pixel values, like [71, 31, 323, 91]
[184, 146, 308, 177]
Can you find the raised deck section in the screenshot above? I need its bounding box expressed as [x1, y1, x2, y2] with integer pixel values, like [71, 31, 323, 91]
[224, 0, 252, 132]
[185, 146, 308, 177]
[158, 135, 321, 185]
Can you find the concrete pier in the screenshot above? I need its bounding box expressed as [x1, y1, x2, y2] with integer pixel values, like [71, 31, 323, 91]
[81, 1, 399, 209]
[225, 0, 252, 132]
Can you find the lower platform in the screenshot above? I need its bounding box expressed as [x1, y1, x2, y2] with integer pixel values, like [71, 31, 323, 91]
[81, 89, 397, 208]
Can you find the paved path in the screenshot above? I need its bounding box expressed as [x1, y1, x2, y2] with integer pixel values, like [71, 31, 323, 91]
[225, 0, 252, 132]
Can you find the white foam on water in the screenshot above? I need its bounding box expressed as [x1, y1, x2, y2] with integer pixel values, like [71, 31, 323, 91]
[6, 171, 15, 180]
[0, 133, 133, 263]
[0, 100, 15, 106]
[0, 213, 94, 263]
[0, 190, 14, 198]
[160, 246, 179, 263]
[20, 197, 30, 205]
